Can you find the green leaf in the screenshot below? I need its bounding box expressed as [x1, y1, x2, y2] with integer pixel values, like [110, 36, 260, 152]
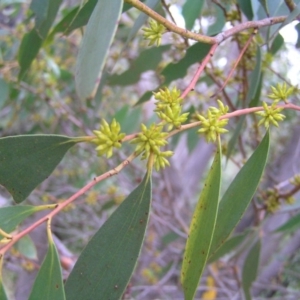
[108, 45, 170, 86]
[114, 105, 141, 133]
[75, 0, 123, 100]
[208, 232, 248, 263]
[65, 173, 152, 299]
[226, 116, 245, 160]
[182, 0, 205, 30]
[60, 0, 146, 37]
[210, 131, 270, 256]
[47, 6, 80, 40]
[238, 0, 254, 20]
[0, 278, 8, 300]
[0, 78, 9, 109]
[162, 42, 211, 85]
[35, 0, 62, 39]
[246, 46, 262, 105]
[18, 0, 62, 78]
[295, 23, 300, 48]
[0, 135, 78, 203]
[258, 0, 269, 16]
[181, 142, 222, 300]
[187, 128, 198, 153]
[30, 0, 49, 27]
[18, 29, 43, 79]
[275, 212, 300, 233]
[270, 33, 284, 54]
[63, 0, 97, 36]
[0, 256, 8, 300]
[0, 206, 41, 238]
[206, 4, 226, 36]
[249, 72, 263, 108]
[16, 235, 38, 260]
[135, 90, 153, 106]
[272, 2, 300, 37]
[29, 239, 65, 300]
[242, 239, 261, 300]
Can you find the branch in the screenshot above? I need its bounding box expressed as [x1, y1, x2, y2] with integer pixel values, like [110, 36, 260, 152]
[0, 152, 138, 255]
[211, 29, 257, 98]
[125, 0, 288, 44]
[124, 0, 215, 44]
[214, 16, 286, 43]
[181, 43, 218, 99]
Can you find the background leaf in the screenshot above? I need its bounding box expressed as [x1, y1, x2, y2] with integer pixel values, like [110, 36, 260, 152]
[108, 45, 170, 86]
[62, 0, 97, 36]
[0, 135, 78, 203]
[30, 0, 49, 27]
[295, 23, 300, 48]
[181, 142, 222, 300]
[0, 278, 8, 300]
[206, 4, 226, 36]
[65, 173, 152, 300]
[242, 239, 261, 300]
[28, 239, 65, 300]
[182, 0, 205, 30]
[18, 30, 43, 79]
[75, 0, 122, 100]
[162, 42, 211, 85]
[0, 78, 9, 109]
[247, 46, 262, 105]
[238, 0, 254, 20]
[16, 235, 38, 260]
[270, 33, 284, 54]
[208, 232, 248, 263]
[18, 0, 62, 78]
[275, 212, 300, 233]
[209, 131, 270, 256]
[0, 206, 42, 238]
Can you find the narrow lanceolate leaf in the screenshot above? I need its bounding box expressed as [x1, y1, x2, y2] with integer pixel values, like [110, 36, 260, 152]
[18, 0, 62, 79]
[0, 256, 8, 300]
[237, 0, 254, 20]
[182, 0, 205, 30]
[65, 173, 152, 300]
[209, 131, 270, 257]
[181, 142, 222, 300]
[0, 280, 7, 300]
[275, 212, 300, 233]
[208, 231, 248, 263]
[28, 240, 65, 300]
[75, 0, 123, 100]
[0, 135, 78, 203]
[242, 239, 261, 300]
[0, 206, 44, 239]
[246, 46, 261, 105]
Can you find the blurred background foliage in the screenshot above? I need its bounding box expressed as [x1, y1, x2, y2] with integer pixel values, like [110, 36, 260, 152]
[1, 0, 300, 299]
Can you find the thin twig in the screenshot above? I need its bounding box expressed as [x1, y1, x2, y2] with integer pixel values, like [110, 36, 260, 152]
[211, 29, 257, 98]
[125, 0, 287, 44]
[0, 152, 138, 255]
[181, 43, 218, 99]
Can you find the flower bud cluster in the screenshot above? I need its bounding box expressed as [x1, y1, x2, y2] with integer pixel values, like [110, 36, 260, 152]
[264, 188, 295, 213]
[131, 123, 173, 170]
[268, 82, 294, 103]
[255, 102, 285, 128]
[153, 87, 189, 130]
[196, 100, 229, 142]
[142, 19, 165, 47]
[92, 119, 125, 158]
